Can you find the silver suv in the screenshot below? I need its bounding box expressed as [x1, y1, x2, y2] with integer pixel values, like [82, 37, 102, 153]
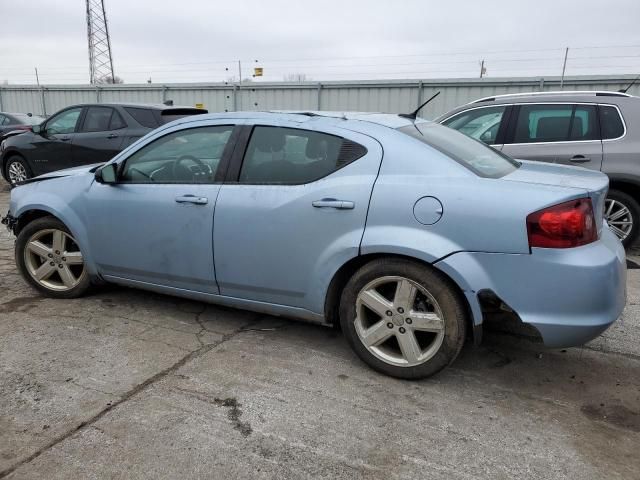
[436, 91, 640, 246]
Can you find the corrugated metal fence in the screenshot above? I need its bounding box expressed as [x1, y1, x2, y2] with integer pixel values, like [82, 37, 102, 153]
[1, 75, 638, 120]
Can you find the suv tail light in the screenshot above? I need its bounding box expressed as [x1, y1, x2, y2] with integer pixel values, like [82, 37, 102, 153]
[527, 198, 597, 248]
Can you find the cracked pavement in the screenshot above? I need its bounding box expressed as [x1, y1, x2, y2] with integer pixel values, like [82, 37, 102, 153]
[0, 182, 639, 479]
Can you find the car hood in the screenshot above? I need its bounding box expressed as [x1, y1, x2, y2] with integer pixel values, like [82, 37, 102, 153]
[18, 163, 103, 185]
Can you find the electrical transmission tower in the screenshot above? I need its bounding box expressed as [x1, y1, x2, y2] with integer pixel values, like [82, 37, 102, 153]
[85, 0, 115, 84]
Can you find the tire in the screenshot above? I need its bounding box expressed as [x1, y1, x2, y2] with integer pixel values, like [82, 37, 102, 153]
[339, 258, 467, 380]
[15, 216, 91, 299]
[605, 189, 640, 248]
[5, 155, 32, 186]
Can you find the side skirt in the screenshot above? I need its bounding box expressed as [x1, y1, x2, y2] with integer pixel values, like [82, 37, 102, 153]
[102, 275, 328, 325]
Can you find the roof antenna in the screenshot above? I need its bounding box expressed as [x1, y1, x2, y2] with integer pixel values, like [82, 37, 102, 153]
[619, 74, 639, 94]
[399, 91, 441, 120]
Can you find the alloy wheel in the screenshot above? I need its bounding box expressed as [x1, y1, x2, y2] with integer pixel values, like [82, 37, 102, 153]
[605, 198, 633, 241]
[8, 161, 28, 184]
[355, 276, 445, 367]
[24, 229, 85, 291]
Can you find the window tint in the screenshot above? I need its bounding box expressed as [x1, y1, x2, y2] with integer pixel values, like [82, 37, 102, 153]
[512, 105, 573, 143]
[120, 126, 233, 184]
[82, 107, 114, 132]
[239, 126, 366, 184]
[124, 107, 159, 129]
[599, 105, 625, 139]
[569, 105, 598, 141]
[442, 106, 506, 144]
[45, 108, 82, 135]
[398, 122, 518, 179]
[109, 110, 127, 130]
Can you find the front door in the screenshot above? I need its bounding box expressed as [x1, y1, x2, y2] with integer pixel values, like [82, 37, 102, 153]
[501, 103, 603, 170]
[86, 123, 237, 293]
[213, 123, 383, 312]
[31, 107, 83, 174]
[72, 106, 126, 164]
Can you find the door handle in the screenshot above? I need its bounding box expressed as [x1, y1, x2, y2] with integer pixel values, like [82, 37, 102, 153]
[59, 136, 70, 142]
[569, 155, 590, 163]
[107, 133, 119, 139]
[175, 194, 208, 205]
[312, 198, 355, 210]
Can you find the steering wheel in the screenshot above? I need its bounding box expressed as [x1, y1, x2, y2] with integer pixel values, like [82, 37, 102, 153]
[172, 155, 212, 181]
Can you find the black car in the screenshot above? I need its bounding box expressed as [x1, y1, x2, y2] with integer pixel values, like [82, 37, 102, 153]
[0, 103, 207, 185]
[0, 112, 46, 139]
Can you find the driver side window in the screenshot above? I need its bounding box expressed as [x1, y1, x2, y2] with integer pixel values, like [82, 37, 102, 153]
[45, 108, 82, 135]
[120, 125, 234, 184]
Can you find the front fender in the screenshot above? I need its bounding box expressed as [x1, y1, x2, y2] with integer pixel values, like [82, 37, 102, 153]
[11, 184, 98, 276]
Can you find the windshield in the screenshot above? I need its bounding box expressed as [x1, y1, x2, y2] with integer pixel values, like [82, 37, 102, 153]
[398, 121, 519, 178]
[12, 114, 45, 125]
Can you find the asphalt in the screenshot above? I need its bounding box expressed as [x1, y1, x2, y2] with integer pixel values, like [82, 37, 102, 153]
[0, 182, 639, 480]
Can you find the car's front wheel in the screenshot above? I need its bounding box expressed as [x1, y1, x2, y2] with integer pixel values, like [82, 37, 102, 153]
[5, 155, 32, 186]
[15, 216, 91, 298]
[605, 189, 640, 248]
[339, 258, 467, 379]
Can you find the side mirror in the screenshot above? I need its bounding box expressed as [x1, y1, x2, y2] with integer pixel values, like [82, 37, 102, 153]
[95, 163, 117, 184]
[32, 125, 42, 135]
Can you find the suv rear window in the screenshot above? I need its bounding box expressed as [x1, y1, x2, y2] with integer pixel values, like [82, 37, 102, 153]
[399, 122, 519, 178]
[599, 105, 625, 139]
[124, 107, 160, 128]
[159, 108, 209, 125]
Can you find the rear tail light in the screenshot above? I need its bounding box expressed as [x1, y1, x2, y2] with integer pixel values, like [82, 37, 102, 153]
[527, 198, 597, 248]
[15, 125, 32, 131]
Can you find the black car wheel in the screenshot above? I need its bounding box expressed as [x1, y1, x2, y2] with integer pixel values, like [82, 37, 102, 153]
[5, 155, 32, 186]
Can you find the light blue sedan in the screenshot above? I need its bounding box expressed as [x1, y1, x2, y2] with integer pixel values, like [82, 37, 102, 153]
[2, 111, 627, 379]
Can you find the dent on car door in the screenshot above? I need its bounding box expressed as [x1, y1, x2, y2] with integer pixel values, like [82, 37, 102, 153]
[501, 104, 603, 170]
[72, 106, 126, 164]
[212, 124, 383, 313]
[86, 123, 239, 293]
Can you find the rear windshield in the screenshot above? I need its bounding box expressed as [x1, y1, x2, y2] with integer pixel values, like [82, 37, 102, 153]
[159, 109, 208, 125]
[398, 122, 519, 178]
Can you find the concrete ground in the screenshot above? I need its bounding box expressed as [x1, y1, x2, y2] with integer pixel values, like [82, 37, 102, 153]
[0, 182, 639, 480]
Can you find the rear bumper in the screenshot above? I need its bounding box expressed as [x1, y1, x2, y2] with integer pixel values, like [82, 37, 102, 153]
[435, 227, 626, 348]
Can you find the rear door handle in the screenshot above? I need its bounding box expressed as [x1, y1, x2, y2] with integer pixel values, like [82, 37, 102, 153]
[175, 194, 208, 205]
[107, 133, 119, 139]
[569, 155, 590, 163]
[59, 136, 70, 142]
[312, 198, 355, 210]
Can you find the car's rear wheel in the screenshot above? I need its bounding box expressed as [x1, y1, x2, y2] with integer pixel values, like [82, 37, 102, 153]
[605, 189, 640, 248]
[6, 155, 32, 186]
[15, 217, 91, 298]
[339, 258, 467, 379]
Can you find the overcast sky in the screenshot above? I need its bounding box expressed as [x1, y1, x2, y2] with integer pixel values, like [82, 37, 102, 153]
[1, 0, 639, 84]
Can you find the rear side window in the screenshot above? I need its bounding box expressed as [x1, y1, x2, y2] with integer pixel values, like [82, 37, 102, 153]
[599, 105, 625, 139]
[399, 122, 518, 178]
[124, 107, 159, 129]
[239, 126, 367, 184]
[110, 110, 127, 130]
[82, 107, 114, 132]
[511, 104, 598, 143]
[442, 106, 506, 145]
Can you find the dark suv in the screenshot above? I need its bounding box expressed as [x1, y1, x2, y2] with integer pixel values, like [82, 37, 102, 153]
[436, 91, 640, 246]
[0, 103, 207, 185]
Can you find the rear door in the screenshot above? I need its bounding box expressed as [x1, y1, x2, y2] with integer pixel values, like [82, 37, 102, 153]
[212, 121, 383, 312]
[72, 106, 126, 164]
[501, 103, 603, 170]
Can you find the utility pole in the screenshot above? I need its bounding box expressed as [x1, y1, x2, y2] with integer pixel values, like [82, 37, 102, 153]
[560, 47, 569, 89]
[34, 67, 40, 86]
[479, 59, 486, 78]
[238, 60, 242, 84]
[86, 0, 115, 84]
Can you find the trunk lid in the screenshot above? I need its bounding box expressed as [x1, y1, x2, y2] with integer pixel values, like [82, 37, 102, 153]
[504, 160, 609, 235]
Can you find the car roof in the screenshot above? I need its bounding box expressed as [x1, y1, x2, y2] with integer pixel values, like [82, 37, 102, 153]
[63, 102, 204, 111]
[470, 90, 637, 105]
[170, 110, 422, 130]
